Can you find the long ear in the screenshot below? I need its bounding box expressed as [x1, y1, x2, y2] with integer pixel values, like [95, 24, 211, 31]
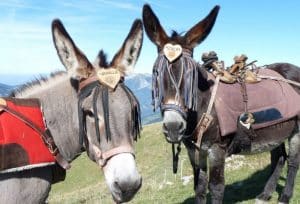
[52, 19, 93, 79]
[184, 5, 220, 49]
[111, 19, 143, 75]
[142, 4, 168, 48]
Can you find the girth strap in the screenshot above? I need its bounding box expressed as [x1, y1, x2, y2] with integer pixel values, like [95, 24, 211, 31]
[0, 103, 71, 170]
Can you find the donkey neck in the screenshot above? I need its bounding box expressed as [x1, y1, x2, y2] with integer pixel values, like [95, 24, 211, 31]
[14, 73, 82, 161]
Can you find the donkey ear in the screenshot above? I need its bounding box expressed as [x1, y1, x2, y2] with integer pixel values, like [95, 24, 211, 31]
[142, 4, 168, 48]
[111, 19, 143, 76]
[52, 19, 94, 79]
[184, 5, 220, 49]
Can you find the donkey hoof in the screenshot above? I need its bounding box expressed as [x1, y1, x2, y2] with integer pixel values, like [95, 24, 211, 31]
[278, 194, 290, 204]
[278, 195, 290, 204]
[256, 193, 271, 202]
[255, 198, 269, 204]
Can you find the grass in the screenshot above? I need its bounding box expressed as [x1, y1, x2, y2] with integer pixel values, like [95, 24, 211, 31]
[48, 123, 300, 203]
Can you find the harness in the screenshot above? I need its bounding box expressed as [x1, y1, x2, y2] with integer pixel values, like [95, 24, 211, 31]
[77, 75, 141, 167]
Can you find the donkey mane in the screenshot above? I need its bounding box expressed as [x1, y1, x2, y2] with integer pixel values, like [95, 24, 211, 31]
[97, 50, 110, 68]
[10, 71, 67, 97]
[170, 30, 185, 38]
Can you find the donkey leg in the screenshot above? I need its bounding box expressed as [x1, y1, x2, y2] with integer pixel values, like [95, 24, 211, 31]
[185, 143, 208, 204]
[208, 144, 226, 204]
[278, 131, 300, 203]
[194, 154, 208, 204]
[256, 143, 287, 202]
[0, 166, 52, 203]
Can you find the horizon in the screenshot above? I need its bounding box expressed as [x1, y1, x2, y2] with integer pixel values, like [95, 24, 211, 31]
[1, 1, 300, 83]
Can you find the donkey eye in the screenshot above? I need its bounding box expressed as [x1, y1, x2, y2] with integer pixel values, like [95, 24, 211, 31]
[84, 110, 94, 117]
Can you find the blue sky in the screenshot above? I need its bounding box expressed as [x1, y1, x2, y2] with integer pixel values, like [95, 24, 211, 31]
[0, 0, 300, 85]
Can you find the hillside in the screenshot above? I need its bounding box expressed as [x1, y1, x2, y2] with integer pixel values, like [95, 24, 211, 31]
[0, 83, 15, 96]
[125, 73, 161, 124]
[48, 123, 300, 203]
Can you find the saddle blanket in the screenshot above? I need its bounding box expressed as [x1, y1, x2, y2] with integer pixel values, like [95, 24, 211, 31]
[210, 68, 300, 136]
[0, 98, 55, 173]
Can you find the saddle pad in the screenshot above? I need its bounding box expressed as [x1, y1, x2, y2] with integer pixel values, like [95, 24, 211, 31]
[211, 68, 300, 136]
[0, 98, 55, 173]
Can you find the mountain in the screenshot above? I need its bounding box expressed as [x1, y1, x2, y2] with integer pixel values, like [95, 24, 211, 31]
[0, 83, 15, 96]
[125, 73, 161, 124]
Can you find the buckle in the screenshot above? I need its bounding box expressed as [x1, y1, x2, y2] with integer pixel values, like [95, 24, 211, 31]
[49, 146, 59, 155]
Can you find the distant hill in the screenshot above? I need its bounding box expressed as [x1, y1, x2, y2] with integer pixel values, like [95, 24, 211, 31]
[0, 83, 15, 96]
[125, 73, 161, 124]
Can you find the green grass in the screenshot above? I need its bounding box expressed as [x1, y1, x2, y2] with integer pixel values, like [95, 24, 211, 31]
[48, 123, 300, 203]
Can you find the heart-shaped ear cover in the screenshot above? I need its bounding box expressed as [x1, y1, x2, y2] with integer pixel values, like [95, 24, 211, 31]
[163, 43, 183, 62]
[0, 98, 7, 112]
[97, 68, 121, 90]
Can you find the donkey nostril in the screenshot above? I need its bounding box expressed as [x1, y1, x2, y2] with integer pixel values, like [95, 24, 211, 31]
[114, 181, 121, 190]
[179, 122, 183, 130]
[163, 123, 168, 131]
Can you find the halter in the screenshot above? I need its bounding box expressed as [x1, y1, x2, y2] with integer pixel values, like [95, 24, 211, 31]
[77, 74, 141, 167]
[152, 49, 199, 118]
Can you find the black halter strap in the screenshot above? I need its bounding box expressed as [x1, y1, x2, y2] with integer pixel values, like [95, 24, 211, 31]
[78, 81, 97, 147]
[101, 87, 111, 141]
[120, 83, 142, 141]
[78, 81, 111, 148]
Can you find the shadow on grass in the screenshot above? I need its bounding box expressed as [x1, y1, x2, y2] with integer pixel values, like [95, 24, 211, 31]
[181, 164, 285, 204]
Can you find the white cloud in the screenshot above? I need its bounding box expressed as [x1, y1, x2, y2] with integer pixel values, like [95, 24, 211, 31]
[95, 0, 140, 11]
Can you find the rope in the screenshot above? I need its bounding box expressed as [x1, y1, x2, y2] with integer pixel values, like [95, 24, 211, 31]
[258, 75, 300, 87]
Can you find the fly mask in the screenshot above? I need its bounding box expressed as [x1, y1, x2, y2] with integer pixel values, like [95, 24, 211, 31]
[152, 46, 199, 120]
[77, 74, 141, 167]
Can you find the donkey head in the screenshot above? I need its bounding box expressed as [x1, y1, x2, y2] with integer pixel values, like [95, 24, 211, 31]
[52, 19, 143, 203]
[143, 4, 219, 143]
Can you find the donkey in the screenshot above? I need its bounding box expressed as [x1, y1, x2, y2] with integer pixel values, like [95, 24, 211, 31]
[0, 18, 143, 203]
[143, 4, 300, 204]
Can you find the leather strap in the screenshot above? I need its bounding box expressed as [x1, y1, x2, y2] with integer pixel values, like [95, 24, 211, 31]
[79, 76, 99, 91]
[0, 103, 71, 170]
[239, 80, 248, 113]
[99, 145, 135, 167]
[193, 75, 220, 165]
